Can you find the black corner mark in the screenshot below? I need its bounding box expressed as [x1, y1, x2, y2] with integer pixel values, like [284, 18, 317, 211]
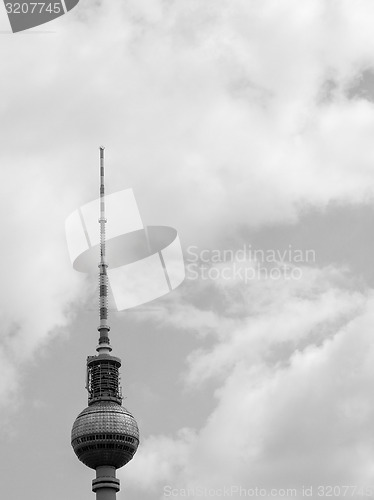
[3, 0, 80, 33]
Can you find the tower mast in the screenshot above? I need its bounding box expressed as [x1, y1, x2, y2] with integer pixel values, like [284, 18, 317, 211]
[97, 146, 111, 353]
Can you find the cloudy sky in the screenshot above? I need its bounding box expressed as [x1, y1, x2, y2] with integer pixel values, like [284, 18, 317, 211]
[2, 1, 374, 499]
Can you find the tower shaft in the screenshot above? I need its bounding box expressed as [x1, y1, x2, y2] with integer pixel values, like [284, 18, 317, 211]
[92, 466, 120, 500]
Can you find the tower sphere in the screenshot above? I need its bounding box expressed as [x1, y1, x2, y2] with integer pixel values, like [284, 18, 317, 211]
[71, 401, 139, 470]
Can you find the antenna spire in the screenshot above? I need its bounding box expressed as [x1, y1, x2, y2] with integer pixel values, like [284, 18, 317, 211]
[97, 146, 111, 353]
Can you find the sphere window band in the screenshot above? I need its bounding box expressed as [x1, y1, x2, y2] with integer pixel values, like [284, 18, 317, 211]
[72, 434, 137, 445]
[77, 444, 136, 454]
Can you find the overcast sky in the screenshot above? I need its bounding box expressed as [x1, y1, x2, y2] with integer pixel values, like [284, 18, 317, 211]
[2, 1, 374, 499]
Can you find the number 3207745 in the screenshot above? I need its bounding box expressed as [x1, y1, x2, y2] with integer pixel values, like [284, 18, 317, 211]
[5, 3, 62, 14]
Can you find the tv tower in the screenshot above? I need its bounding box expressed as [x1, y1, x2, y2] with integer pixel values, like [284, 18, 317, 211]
[71, 147, 139, 499]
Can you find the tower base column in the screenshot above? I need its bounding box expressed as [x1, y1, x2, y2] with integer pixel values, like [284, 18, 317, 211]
[92, 466, 120, 500]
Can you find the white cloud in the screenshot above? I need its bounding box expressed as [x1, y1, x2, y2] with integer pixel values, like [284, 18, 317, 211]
[183, 264, 365, 384]
[125, 266, 374, 497]
[125, 427, 196, 492]
[0, 161, 87, 411]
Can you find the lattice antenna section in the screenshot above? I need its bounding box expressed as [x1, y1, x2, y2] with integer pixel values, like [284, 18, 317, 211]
[97, 146, 111, 353]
